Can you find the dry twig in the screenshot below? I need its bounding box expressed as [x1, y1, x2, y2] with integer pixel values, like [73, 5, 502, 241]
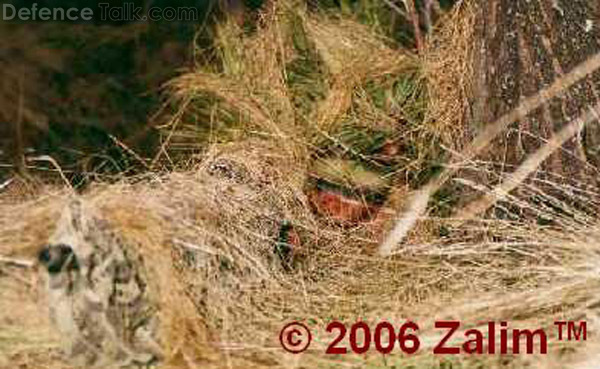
[0, 255, 34, 268]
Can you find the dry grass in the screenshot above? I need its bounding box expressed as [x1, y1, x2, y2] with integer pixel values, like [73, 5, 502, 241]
[165, 1, 418, 158]
[1, 2, 600, 369]
[2, 136, 600, 369]
[422, 0, 476, 150]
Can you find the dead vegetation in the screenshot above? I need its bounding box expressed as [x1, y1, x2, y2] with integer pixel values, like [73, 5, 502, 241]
[1, 1, 600, 369]
[4, 136, 600, 369]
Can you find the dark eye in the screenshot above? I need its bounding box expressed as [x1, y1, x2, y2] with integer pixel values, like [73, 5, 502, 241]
[38, 244, 79, 274]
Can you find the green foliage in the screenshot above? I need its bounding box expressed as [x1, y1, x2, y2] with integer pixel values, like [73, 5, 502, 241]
[312, 65, 431, 195]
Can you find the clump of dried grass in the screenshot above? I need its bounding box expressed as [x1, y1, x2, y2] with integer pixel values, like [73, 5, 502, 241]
[422, 0, 476, 149]
[166, 1, 418, 158]
[304, 15, 418, 134]
[166, 3, 305, 160]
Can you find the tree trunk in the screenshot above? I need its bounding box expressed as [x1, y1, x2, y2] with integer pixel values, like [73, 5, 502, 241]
[470, 0, 600, 181]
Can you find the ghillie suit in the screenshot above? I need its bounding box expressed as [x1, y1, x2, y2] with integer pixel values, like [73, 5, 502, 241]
[35, 141, 319, 368]
[30, 141, 600, 369]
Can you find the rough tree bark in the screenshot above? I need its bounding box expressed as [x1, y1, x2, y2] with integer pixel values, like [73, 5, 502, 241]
[470, 0, 600, 181]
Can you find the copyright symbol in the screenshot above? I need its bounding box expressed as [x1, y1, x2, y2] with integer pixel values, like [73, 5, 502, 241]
[279, 322, 312, 354]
